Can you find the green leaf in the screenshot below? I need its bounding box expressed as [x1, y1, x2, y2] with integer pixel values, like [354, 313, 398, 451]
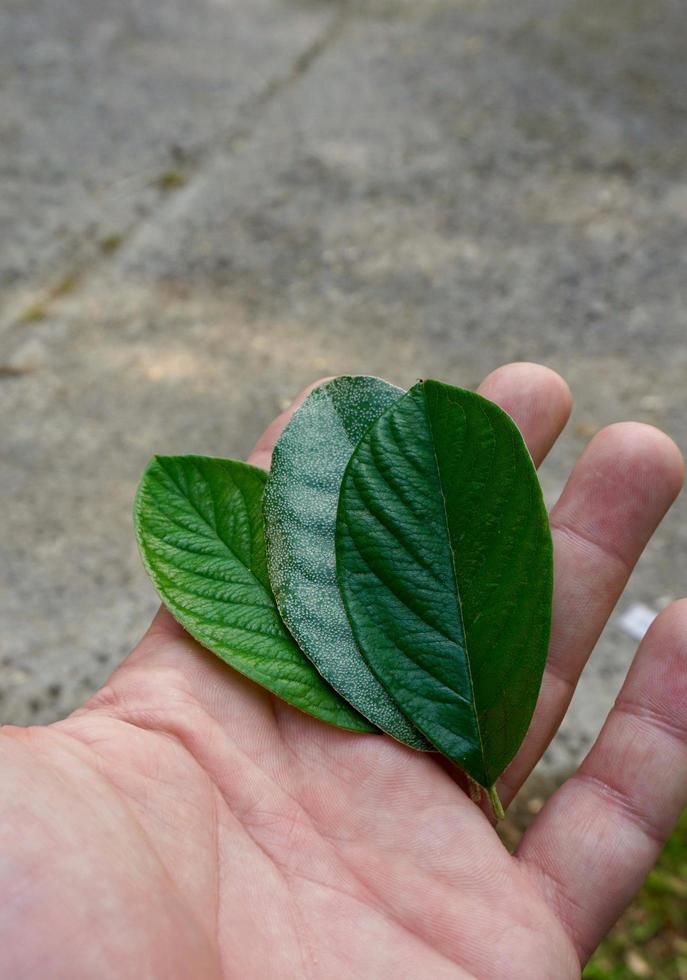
[135, 455, 372, 732]
[264, 376, 429, 749]
[336, 380, 553, 788]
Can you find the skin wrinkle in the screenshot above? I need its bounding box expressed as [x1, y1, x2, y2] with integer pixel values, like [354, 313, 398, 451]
[570, 771, 667, 848]
[212, 787, 225, 980]
[538, 652, 576, 697]
[518, 852, 590, 962]
[10, 724, 221, 975]
[612, 698, 687, 745]
[550, 519, 631, 579]
[137, 689, 473, 977]
[70, 706, 314, 974]
[248, 782, 474, 973]
[214, 807, 312, 976]
[346, 842, 554, 977]
[284, 756, 484, 962]
[289, 851, 480, 979]
[239, 813, 315, 980]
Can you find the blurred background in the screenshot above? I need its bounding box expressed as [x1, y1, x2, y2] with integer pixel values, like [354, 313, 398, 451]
[1, 0, 685, 973]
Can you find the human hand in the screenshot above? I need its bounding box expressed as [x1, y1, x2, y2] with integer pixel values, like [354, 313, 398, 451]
[1, 362, 685, 979]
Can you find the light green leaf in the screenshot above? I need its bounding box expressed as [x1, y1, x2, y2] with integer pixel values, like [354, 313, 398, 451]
[264, 376, 428, 749]
[336, 380, 553, 789]
[135, 455, 372, 732]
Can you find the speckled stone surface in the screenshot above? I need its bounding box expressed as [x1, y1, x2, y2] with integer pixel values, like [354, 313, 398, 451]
[1, 0, 685, 781]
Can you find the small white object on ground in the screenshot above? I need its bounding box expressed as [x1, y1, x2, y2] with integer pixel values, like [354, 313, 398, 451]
[618, 603, 659, 642]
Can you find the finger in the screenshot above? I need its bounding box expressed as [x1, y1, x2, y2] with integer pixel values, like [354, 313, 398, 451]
[477, 362, 572, 466]
[247, 377, 334, 470]
[499, 423, 684, 805]
[517, 600, 687, 963]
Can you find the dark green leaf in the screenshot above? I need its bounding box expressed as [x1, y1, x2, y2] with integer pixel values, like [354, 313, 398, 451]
[336, 380, 553, 788]
[135, 455, 372, 732]
[264, 376, 428, 749]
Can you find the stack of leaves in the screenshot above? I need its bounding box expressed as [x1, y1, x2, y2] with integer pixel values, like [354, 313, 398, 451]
[135, 376, 553, 817]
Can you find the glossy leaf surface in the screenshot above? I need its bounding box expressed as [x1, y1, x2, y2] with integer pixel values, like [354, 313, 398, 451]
[135, 455, 372, 732]
[264, 376, 428, 749]
[336, 380, 553, 787]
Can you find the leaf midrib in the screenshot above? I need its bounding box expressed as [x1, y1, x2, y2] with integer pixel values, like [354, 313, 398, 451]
[422, 384, 488, 780]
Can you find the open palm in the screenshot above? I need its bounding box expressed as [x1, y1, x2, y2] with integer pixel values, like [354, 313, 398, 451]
[2, 363, 686, 979]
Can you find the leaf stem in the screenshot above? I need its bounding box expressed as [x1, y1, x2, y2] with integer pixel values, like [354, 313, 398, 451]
[467, 777, 482, 804]
[488, 785, 505, 821]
